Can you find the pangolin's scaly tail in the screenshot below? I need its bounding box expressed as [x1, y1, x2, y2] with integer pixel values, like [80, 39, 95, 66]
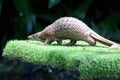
[90, 31, 118, 49]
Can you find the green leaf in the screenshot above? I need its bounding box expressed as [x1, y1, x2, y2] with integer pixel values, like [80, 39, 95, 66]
[48, 0, 61, 9]
[98, 11, 120, 40]
[13, 0, 36, 34]
[99, 11, 120, 28]
[75, 0, 93, 19]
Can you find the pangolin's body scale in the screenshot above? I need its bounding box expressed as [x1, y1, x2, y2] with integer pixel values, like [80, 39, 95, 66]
[43, 17, 92, 40]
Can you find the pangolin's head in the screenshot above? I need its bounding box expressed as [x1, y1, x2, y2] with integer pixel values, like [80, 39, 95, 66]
[28, 32, 46, 42]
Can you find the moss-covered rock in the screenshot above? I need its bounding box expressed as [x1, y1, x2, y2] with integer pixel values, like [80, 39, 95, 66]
[3, 40, 120, 79]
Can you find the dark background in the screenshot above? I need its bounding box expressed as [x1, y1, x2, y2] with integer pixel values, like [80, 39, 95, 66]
[0, 0, 120, 80]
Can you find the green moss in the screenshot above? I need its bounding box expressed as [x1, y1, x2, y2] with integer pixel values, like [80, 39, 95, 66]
[3, 40, 120, 79]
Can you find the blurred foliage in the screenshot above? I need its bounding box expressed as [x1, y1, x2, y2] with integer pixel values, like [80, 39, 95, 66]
[0, 0, 120, 80]
[48, 0, 61, 9]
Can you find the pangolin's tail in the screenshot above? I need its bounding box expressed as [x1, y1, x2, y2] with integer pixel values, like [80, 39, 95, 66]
[90, 31, 118, 49]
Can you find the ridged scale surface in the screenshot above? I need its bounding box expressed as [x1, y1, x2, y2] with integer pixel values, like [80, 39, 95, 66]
[42, 17, 92, 40]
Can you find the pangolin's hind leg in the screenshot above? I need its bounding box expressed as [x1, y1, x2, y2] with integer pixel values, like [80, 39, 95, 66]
[85, 36, 96, 46]
[65, 40, 77, 46]
[56, 39, 62, 45]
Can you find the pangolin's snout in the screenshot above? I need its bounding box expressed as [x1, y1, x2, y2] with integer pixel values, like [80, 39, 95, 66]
[28, 36, 32, 39]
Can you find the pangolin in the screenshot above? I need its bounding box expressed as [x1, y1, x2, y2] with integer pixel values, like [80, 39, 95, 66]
[28, 17, 118, 49]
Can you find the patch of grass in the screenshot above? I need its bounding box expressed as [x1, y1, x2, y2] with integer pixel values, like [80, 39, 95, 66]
[3, 40, 120, 79]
